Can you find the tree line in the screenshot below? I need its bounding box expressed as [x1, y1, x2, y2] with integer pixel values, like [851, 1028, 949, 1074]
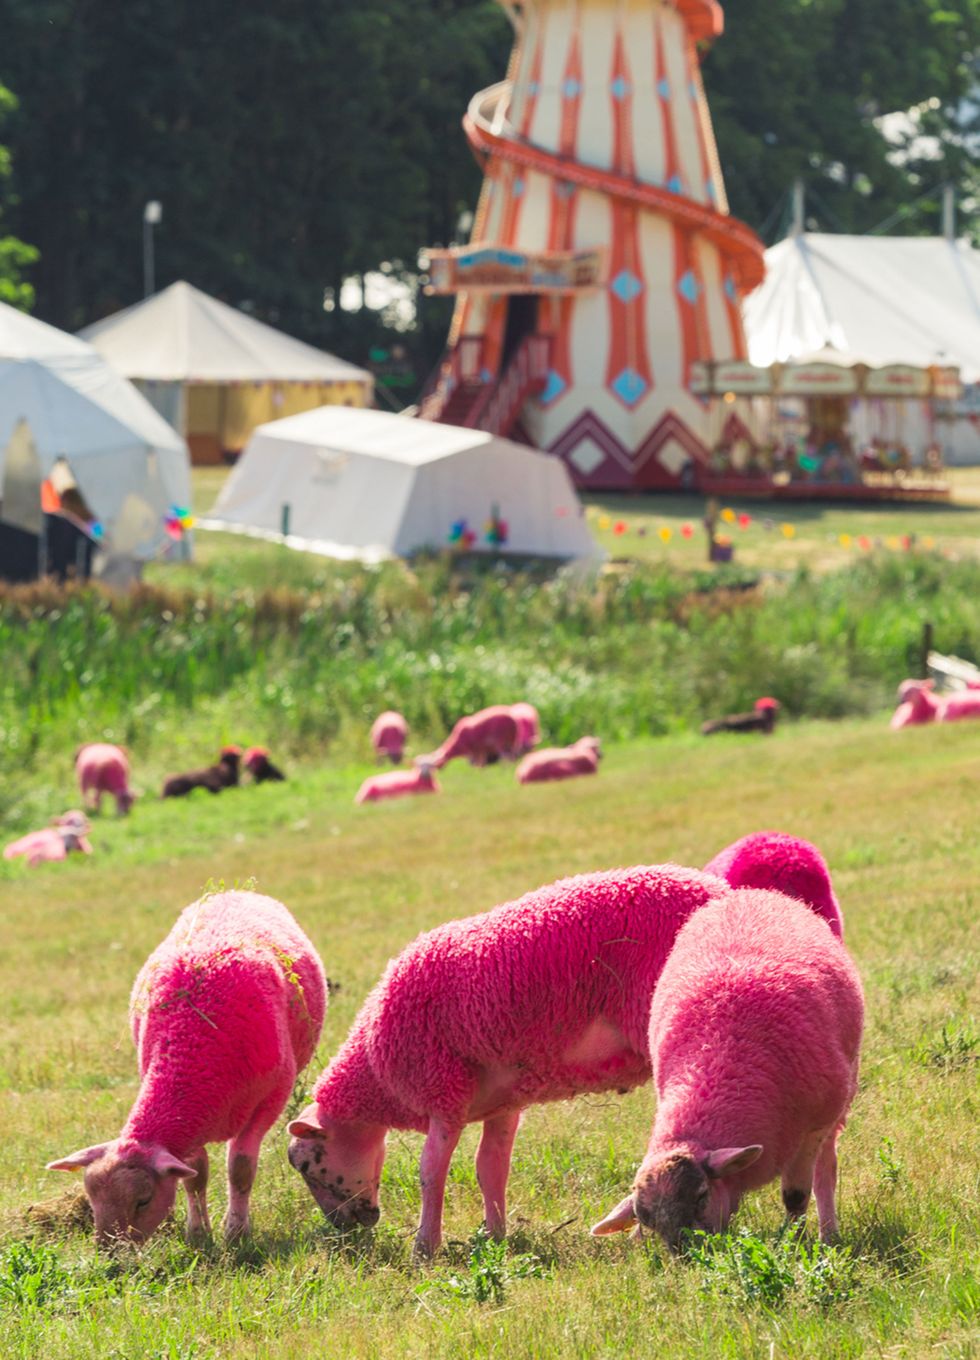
[0, 0, 977, 376]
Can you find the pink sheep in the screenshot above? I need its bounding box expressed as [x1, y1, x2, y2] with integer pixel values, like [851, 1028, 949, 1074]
[355, 764, 440, 804]
[417, 704, 523, 770]
[287, 864, 726, 1257]
[516, 736, 601, 784]
[47, 890, 326, 1247]
[510, 702, 541, 754]
[76, 743, 137, 815]
[370, 711, 409, 765]
[704, 831, 843, 939]
[3, 810, 93, 866]
[591, 890, 863, 1250]
[891, 678, 980, 728]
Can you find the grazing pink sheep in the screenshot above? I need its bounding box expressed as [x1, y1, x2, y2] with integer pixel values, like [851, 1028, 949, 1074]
[287, 864, 727, 1257]
[417, 705, 522, 769]
[76, 743, 137, 815]
[510, 702, 541, 754]
[704, 831, 843, 939]
[591, 890, 863, 1250]
[48, 890, 326, 1247]
[3, 810, 93, 866]
[516, 736, 601, 784]
[370, 711, 409, 765]
[355, 765, 439, 804]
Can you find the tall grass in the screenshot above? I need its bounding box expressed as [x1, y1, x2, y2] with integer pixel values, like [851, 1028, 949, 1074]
[2, 552, 979, 834]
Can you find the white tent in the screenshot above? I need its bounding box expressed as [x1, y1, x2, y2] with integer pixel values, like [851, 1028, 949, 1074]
[202, 407, 598, 563]
[743, 233, 980, 463]
[0, 302, 191, 556]
[80, 282, 374, 465]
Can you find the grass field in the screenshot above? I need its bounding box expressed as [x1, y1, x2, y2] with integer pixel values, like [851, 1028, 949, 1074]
[1, 721, 978, 1359]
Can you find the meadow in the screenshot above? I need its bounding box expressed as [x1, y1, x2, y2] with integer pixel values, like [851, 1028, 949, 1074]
[0, 471, 978, 1357]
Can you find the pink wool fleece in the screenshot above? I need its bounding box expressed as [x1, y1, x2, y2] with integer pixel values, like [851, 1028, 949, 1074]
[76, 743, 136, 814]
[516, 737, 600, 784]
[371, 711, 409, 760]
[642, 891, 862, 1230]
[704, 831, 843, 939]
[420, 705, 522, 769]
[355, 766, 439, 804]
[123, 891, 326, 1156]
[312, 864, 726, 1131]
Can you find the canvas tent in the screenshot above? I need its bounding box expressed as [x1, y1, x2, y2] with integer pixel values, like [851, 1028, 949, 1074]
[202, 406, 598, 563]
[0, 301, 191, 559]
[80, 281, 374, 465]
[743, 233, 980, 462]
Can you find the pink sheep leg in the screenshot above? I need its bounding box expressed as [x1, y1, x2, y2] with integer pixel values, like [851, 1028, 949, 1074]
[417, 705, 523, 770]
[4, 811, 93, 866]
[75, 743, 137, 815]
[704, 830, 843, 939]
[355, 765, 439, 804]
[371, 711, 409, 765]
[47, 890, 326, 1247]
[287, 864, 730, 1257]
[516, 736, 601, 784]
[592, 890, 863, 1249]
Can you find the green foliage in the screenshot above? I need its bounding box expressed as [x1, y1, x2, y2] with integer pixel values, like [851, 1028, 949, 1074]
[0, 81, 38, 310]
[417, 1229, 547, 1306]
[875, 1138, 904, 1189]
[684, 1227, 861, 1309]
[910, 1021, 979, 1072]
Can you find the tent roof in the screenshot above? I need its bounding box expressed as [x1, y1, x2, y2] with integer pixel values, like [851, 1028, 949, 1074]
[252, 405, 506, 466]
[743, 233, 980, 383]
[204, 407, 598, 563]
[1, 300, 94, 361]
[79, 280, 373, 384]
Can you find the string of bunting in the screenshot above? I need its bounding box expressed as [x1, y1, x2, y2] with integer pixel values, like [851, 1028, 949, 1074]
[164, 505, 196, 541]
[586, 506, 938, 552]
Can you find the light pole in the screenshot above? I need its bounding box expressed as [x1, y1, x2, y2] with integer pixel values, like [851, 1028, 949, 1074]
[143, 200, 162, 297]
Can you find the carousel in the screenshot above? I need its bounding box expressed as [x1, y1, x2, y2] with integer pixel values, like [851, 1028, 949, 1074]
[691, 352, 959, 501]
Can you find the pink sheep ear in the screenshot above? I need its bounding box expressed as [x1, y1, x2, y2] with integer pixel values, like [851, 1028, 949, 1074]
[286, 1109, 324, 1142]
[704, 1145, 763, 1178]
[47, 1143, 110, 1172]
[150, 1149, 196, 1178]
[590, 1194, 636, 1236]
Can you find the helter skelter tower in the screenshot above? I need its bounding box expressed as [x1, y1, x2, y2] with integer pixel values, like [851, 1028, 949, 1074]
[421, 0, 765, 490]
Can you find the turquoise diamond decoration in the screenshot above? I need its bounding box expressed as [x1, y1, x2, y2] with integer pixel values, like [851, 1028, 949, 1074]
[612, 368, 648, 406]
[513, 177, 525, 198]
[540, 370, 567, 405]
[611, 76, 630, 101]
[678, 270, 700, 304]
[667, 174, 683, 194]
[610, 269, 643, 304]
[724, 276, 738, 302]
[657, 77, 670, 100]
[562, 77, 582, 99]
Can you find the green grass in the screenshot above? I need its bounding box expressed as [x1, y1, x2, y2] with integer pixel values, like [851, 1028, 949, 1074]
[1, 722, 978, 1358]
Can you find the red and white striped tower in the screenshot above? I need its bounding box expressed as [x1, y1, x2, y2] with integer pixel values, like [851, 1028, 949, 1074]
[423, 0, 765, 490]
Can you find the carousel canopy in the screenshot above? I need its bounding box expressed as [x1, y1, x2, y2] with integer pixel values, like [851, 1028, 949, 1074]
[743, 233, 980, 384]
[79, 281, 373, 385]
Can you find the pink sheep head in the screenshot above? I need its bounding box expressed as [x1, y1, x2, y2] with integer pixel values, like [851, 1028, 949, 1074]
[592, 1144, 763, 1252]
[286, 1106, 385, 1228]
[46, 1140, 197, 1247]
[891, 679, 937, 729]
[754, 697, 781, 714]
[704, 831, 843, 939]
